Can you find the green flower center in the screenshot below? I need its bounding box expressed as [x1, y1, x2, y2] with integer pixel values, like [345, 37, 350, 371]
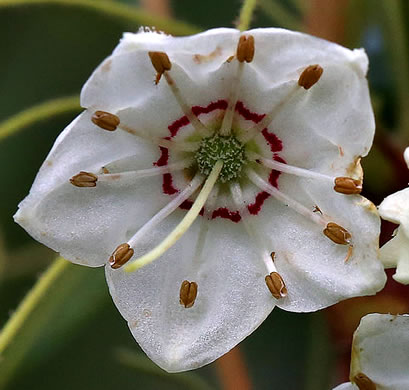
[195, 135, 246, 183]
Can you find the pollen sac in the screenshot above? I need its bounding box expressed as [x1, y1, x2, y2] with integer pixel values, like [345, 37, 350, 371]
[70, 171, 98, 187]
[353, 372, 376, 390]
[148, 51, 171, 84]
[236, 35, 255, 63]
[298, 64, 323, 89]
[323, 222, 352, 245]
[109, 243, 134, 269]
[265, 272, 288, 299]
[334, 177, 363, 194]
[179, 280, 198, 308]
[91, 110, 120, 131]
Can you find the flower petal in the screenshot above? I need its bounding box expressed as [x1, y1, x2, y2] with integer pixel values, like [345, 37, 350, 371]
[14, 111, 168, 266]
[105, 215, 275, 372]
[350, 314, 409, 389]
[254, 175, 385, 312]
[332, 383, 358, 390]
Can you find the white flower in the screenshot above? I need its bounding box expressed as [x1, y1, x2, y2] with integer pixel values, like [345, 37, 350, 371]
[378, 147, 409, 284]
[15, 28, 386, 372]
[333, 313, 409, 390]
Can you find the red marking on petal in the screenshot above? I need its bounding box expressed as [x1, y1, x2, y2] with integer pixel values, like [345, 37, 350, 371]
[162, 173, 178, 195]
[192, 99, 228, 116]
[168, 116, 189, 138]
[211, 207, 241, 223]
[154, 146, 169, 167]
[235, 101, 265, 123]
[262, 128, 283, 152]
[248, 192, 270, 215]
[179, 200, 204, 216]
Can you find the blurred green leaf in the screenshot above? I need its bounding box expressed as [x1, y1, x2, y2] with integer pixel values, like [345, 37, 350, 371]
[117, 348, 214, 390]
[0, 258, 107, 389]
[258, 0, 301, 31]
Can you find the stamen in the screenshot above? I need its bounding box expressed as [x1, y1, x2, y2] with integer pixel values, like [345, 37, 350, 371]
[236, 35, 255, 63]
[148, 51, 211, 137]
[334, 177, 362, 194]
[127, 174, 205, 249]
[230, 182, 277, 274]
[323, 222, 351, 245]
[249, 152, 333, 182]
[298, 64, 324, 90]
[353, 373, 376, 390]
[179, 280, 198, 308]
[92, 111, 120, 131]
[109, 243, 134, 269]
[118, 122, 199, 152]
[344, 245, 353, 262]
[125, 160, 223, 272]
[246, 168, 327, 227]
[265, 272, 288, 299]
[97, 158, 192, 182]
[70, 171, 98, 187]
[239, 83, 300, 143]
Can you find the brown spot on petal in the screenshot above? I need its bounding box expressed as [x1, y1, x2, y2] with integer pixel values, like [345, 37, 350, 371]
[265, 272, 287, 299]
[323, 222, 351, 245]
[236, 35, 255, 63]
[193, 46, 222, 64]
[91, 111, 120, 131]
[353, 373, 376, 390]
[109, 243, 134, 269]
[179, 280, 198, 308]
[334, 177, 362, 195]
[70, 171, 98, 187]
[298, 64, 323, 89]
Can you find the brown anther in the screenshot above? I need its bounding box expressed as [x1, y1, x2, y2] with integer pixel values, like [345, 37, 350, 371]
[148, 51, 171, 84]
[323, 222, 352, 245]
[179, 280, 198, 308]
[353, 373, 376, 390]
[226, 55, 235, 63]
[109, 243, 134, 269]
[270, 252, 276, 262]
[91, 111, 120, 131]
[265, 272, 288, 299]
[70, 171, 98, 187]
[236, 35, 255, 63]
[298, 64, 323, 89]
[334, 177, 363, 195]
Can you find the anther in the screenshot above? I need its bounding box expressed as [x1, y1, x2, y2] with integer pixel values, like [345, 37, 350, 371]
[353, 373, 376, 390]
[236, 35, 255, 63]
[298, 64, 323, 89]
[91, 111, 120, 131]
[334, 177, 362, 195]
[70, 171, 98, 187]
[109, 243, 134, 269]
[148, 51, 171, 84]
[179, 280, 198, 308]
[323, 222, 351, 245]
[265, 272, 288, 299]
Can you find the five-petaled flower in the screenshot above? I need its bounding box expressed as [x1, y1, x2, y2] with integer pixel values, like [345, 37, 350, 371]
[15, 27, 386, 372]
[378, 147, 409, 284]
[333, 313, 409, 390]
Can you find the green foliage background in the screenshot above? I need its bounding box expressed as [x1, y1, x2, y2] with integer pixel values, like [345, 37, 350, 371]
[0, 1, 408, 389]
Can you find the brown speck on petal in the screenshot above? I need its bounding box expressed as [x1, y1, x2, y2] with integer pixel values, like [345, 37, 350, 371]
[109, 243, 134, 269]
[265, 272, 287, 299]
[323, 222, 351, 245]
[91, 111, 120, 131]
[353, 373, 376, 390]
[70, 171, 98, 187]
[149, 51, 171, 84]
[179, 280, 198, 308]
[334, 177, 362, 194]
[298, 64, 323, 89]
[236, 35, 255, 63]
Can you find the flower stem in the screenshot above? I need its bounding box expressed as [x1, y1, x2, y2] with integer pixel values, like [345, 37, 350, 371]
[236, 0, 258, 31]
[0, 95, 80, 142]
[0, 257, 70, 355]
